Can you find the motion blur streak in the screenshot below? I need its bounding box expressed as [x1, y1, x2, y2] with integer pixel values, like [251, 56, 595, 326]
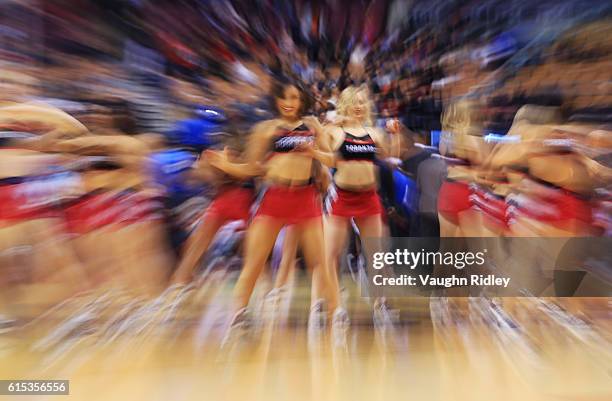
[0, 1, 610, 401]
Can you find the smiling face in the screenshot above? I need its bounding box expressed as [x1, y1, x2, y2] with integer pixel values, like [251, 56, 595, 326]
[347, 90, 368, 122]
[276, 85, 302, 120]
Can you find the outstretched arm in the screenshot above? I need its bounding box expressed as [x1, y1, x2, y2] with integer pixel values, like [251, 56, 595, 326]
[205, 121, 271, 179]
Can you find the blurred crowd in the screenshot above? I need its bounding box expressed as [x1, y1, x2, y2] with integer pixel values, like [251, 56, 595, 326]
[1, 1, 610, 131]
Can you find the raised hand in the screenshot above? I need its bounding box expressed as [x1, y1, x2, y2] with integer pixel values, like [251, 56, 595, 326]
[386, 118, 401, 135]
[293, 138, 316, 155]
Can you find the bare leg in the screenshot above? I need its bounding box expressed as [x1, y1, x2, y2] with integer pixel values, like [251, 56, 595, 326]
[354, 214, 384, 271]
[458, 209, 485, 237]
[354, 214, 386, 299]
[274, 225, 299, 289]
[232, 216, 284, 312]
[438, 214, 462, 237]
[298, 217, 340, 313]
[353, 215, 384, 242]
[172, 215, 227, 284]
[324, 215, 350, 307]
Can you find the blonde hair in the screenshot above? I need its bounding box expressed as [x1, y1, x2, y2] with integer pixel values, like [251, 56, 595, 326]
[336, 85, 373, 126]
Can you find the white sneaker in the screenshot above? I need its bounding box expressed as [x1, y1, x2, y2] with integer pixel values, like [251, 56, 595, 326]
[331, 307, 350, 350]
[308, 299, 327, 332]
[373, 297, 399, 329]
[307, 300, 327, 351]
[221, 308, 250, 348]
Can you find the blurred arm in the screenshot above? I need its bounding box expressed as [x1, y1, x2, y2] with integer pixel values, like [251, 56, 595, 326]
[205, 121, 270, 179]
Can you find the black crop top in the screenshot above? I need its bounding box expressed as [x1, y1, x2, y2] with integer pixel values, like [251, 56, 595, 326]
[338, 131, 377, 162]
[272, 123, 315, 153]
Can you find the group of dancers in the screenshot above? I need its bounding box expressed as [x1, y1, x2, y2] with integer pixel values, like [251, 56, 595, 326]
[0, 75, 408, 346]
[170, 80, 402, 341]
[5, 76, 607, 349]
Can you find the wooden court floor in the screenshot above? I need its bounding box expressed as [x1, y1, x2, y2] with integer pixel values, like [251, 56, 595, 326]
[0, 278, 610, 401]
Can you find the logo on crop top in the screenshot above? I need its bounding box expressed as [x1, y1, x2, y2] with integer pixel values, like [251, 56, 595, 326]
[275, 136, 313, 150]
[345, 144, 376, 153]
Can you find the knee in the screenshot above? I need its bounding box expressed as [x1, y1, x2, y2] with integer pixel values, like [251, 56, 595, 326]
[327, 238, 346, 257]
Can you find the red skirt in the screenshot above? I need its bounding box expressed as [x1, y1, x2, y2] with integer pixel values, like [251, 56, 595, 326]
[509, 191, 592, 229]
[470, 188, 508, 230]
[205, 186, 254, 222]
[255, 185, 322, 225]
[330, 187, 383, 218]
[0, 183, 61, 223]
[437, 181, 472, 225]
